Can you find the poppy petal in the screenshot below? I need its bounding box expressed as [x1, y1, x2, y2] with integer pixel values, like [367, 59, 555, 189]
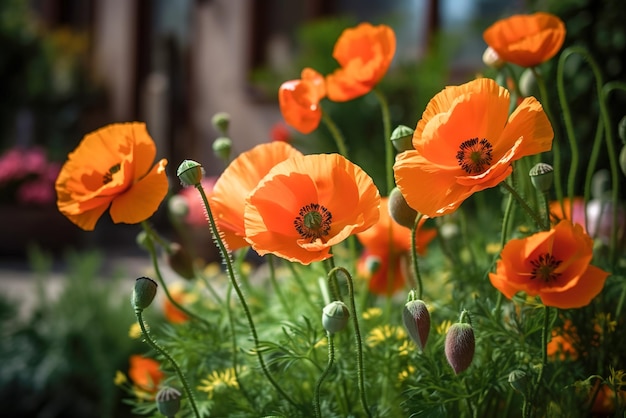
[110, 159, 168, 224]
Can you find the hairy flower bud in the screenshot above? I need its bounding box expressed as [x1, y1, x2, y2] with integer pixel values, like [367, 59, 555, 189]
[519, 68, 539, 98]
[388, 187, 418, 229]
[168, 194, 189, 220]
[529, 162, 554, 193]
[177, 160, 204, 187]
[132, 277, 158, 311]
[167, 243, 195, 280]
[211, 111, 231, 135]
[156, 386, 182, 417]
[482, 46, 504, 69]
[508, 369, 530, 396]
[402, 295, 430, 352]
[212, 136, 232, 162]
[445, 316, 475, 374]
[322, 301, 350, 334]
[390, 125, 415, 152]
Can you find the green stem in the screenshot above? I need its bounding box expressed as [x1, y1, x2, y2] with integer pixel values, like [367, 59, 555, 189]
[493, 191, 515, 315]
[194, 184, 299, 407]
[500, 181, 549, 231]
[314, 332, 335, 418]
[268, 255, 291, 315]
[532, 67, 564, 206]
[327, 267, 372, 418]
[135, 309, 201, 418]
[523, 305, 551, 418]
[555, 51, 581, 205]
[374, 87, 394, 195]
[322, 109, 349, 158]
[141, 222, 212, 328]
[411, 213, 425, 300]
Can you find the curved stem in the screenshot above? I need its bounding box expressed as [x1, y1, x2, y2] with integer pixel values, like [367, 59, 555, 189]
[141, 222, 212, 328]
[314, 332, 335, 418]
[194, 184, 299, 407]
[374, 87, 394, 195]
[500, 181, 549, 231]
[268, 255, 291, 315]
[135, 309, 201, 418]
[322, 109, 349, 158]
[327, 267, 372, 418]
[411, 213, 425, 300]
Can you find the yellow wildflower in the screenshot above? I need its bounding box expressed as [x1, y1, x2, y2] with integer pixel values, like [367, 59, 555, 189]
[114, 370, 127, 386]
[129, 322, 142, 339]
[197, 368, 239, 399]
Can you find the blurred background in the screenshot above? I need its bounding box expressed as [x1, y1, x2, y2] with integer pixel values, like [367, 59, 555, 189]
[1, 0, 624, 258]
[0, 0, 625, 416]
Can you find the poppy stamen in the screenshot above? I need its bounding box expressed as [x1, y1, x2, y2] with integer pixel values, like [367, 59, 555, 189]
[103, 163, 121, 185]
[456, 138, 493, 174]
[294, 203, 332, 241]
[530, 252, 562, 282]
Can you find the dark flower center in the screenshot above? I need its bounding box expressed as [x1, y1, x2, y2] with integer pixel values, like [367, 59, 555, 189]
[530, 252, 562, 283]
[456, 138, 493, 174]
[294, 203, 332, 241]
[103, 163, 121, 185]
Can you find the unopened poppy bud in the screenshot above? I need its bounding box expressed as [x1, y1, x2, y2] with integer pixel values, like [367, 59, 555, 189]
[618, 115, 626, 143]
[529, 163, 554, 193]
[402, 295, 430, 352]
[156, 386, 182, 417]
[132, 277, 158, 311]
[211, 111, 230, 135]
[619, 145, 626, 177]
[364, 255, 382, 275]
[212, 136, 232, 162]
[508, 369, 530, 396]
[390, 125, 415, 152]
[519, 68, 539, 98]
[168, 195, 189, 220]
[389, 187, 418, 229]
[167, 243, 195, 280]
[177, 160, 204, 187]
[445, 313, 475, 374]
[322, 301, 350, 334]
[136, 230, 150, 250]
[482, 46, 504, 69]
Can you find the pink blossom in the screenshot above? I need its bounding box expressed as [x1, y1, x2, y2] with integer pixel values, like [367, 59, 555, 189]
[177, 177, 217, 226]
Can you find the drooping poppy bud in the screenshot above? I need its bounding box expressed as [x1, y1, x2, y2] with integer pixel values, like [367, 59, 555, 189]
[156, 386, 182, 417]
[388, 187, 418, 229]
[390, 125, 415, 152]
[212, 136, 232, 162]
[445, 312, 475, 374]
[529, 162, 554, 194]
[211, 111, 231, 135]
[508, 369, 530, 396]
[322, 301, 350, 334]
[402, 291, 430, 352]
[132, 277, 158, 311]
[167, 242, 196, 280]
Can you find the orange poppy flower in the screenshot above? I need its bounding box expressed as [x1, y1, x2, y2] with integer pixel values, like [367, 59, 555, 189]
[244, 153, 380, 265]
[326, 22, 396, 102]
[394, 78, 553, 218]
[128, 355, 163, 392]
[489, 220, 610, 309]
[547, 320, 578, 361]
[356, 197, 436, 295]
[210, 142, 302, 251]
[483, 12, 566, 68]
[55, 122, 168, 230]
[163, 283, 190, 324]
[278, 68, 326, 134]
